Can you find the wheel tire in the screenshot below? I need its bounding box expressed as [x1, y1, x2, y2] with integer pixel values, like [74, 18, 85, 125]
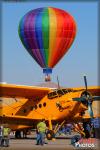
[46, 130, 55, 140]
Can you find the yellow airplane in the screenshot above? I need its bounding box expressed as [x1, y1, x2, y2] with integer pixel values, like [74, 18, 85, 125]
[0, 76, 100, 139]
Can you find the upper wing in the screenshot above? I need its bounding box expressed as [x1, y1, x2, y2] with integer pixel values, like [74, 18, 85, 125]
[72, 86, 100, 96]
[86, 86, 100, 96]
[0, 83, 51, 99]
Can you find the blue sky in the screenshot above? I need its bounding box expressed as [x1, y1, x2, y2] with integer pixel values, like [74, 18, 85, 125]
[2, 1, 98, 87]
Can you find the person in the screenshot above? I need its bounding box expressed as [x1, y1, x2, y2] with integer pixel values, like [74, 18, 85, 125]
[23, 130, 28, 138]
[90, 123, 95, 138]
[0, 125, 3, 147]
[71, 134, 81, 146]
[15, 130, 21, 138]
[36, 119, 47, 145]
[83, 122, 90, 138]
[2, 124, 11, 147]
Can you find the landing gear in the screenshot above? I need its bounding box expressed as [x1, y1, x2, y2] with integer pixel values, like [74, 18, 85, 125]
[46, 130, 55, 140]
[47, 119, 66, 140]
[47, 119, 55, 140]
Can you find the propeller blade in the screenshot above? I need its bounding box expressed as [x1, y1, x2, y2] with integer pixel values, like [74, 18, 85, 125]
[73, 97, 86, 102]
[93, 96, 100, 101]
[88, 101, 94, 118]
[84, 75, 87, 92]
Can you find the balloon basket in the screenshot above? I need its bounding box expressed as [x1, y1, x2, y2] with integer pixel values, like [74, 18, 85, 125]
[43, 68, 52, 82]
[45, 74, 51, 82]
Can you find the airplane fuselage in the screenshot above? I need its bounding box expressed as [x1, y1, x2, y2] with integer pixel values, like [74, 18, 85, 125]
[1, 88, 88, 128]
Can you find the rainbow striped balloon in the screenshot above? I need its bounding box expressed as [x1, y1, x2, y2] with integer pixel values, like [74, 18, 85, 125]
[18, 7, 76, 75]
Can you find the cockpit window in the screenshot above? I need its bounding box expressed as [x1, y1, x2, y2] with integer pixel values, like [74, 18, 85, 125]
[48, 89, 69, 99]
[48, 88, 73, 99]
[48, 91, 58, 99]
[62, 89, 68, 94]
[67, 89, 73, 92]
[57, 90, 64, 96]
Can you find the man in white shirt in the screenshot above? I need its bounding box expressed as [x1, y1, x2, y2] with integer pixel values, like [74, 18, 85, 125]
[0, 125, 3, 147]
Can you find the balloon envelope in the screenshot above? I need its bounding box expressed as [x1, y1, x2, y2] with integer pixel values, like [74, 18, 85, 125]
[18, 7, 77, 73]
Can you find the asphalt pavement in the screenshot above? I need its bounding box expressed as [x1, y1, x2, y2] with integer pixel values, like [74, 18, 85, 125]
[0, 133, 99, 150]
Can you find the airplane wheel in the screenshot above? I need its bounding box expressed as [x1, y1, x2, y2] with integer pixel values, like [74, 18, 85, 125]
[46, 130, 55, 140]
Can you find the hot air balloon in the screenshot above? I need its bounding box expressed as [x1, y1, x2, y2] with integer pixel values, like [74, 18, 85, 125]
[18, 7, 77, 81]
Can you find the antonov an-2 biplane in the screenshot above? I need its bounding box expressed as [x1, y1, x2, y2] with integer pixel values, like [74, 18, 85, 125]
[0, 76, 100, 139]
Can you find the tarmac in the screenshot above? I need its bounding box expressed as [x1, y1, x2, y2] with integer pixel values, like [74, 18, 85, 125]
[0, 138, 74, 150]
[0, 133, 99, 150]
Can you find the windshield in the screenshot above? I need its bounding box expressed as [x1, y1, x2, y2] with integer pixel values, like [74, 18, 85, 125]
[48, 88, 72, 99]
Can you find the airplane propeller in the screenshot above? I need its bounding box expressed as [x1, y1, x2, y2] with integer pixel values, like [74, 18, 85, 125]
[84, 75, 87, 92]
[73, 75, 100, 118]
